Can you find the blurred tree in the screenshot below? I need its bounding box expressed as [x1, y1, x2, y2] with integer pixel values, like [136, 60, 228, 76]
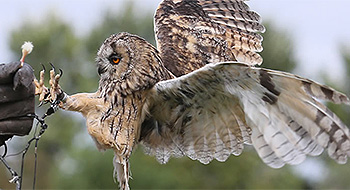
[260, 22, 296, 72]
[1, 1, 312, 189]
[85, 1, 155, 61]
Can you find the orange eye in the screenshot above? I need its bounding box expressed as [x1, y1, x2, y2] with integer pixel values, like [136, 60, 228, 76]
[112, 58, 120, 64]
[109, 55, 121, 65]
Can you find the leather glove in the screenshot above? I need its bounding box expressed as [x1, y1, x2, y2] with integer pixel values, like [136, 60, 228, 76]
[0, 61, 35, 146]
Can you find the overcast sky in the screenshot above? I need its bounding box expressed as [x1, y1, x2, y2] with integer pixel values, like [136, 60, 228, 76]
[1, 0, 350, 82]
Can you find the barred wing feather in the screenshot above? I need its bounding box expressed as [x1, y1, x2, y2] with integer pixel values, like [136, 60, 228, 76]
[154, 0, 264, 77]
[140, 62, 350, 168]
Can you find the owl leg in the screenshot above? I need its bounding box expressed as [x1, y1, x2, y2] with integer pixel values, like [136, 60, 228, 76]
[113, 154, 131, 190]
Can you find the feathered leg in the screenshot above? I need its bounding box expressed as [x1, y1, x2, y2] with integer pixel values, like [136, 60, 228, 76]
[113, 153, 130, 190]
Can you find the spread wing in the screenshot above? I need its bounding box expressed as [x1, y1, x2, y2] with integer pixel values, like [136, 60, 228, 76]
[154, 0, 265, 76]
[140, 62, 350, 168]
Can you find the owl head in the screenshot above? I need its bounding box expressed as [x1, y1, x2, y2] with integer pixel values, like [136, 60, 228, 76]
[96, 32, 171, 100]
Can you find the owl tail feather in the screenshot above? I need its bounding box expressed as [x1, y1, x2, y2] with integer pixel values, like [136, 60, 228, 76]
[113, 154, 130, 190]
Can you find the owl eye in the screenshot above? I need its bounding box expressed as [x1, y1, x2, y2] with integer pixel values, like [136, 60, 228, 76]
[109, 55, 121, 65]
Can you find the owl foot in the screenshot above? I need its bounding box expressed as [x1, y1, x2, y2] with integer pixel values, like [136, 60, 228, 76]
[34, 64, 65, 106]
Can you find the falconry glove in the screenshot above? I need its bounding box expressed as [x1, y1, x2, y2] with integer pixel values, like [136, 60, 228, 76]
[0, 61, 35, 146]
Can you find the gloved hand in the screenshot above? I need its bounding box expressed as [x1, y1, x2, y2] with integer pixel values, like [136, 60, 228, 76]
[0, 61, 35, 146]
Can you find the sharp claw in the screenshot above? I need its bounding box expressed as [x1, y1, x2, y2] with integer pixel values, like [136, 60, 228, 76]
[50, 62, 55, 71]
[38, 101, 44, 107]
[41, 63, 46, 72]
[44, 92, 50, 100]
[59, 68, 63, 77]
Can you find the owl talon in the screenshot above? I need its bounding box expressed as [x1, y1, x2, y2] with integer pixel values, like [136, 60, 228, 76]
[37, 101, 44, 107]
[41, 63, 46, 72]
[35, 63, 65, 108]
[49, 62, 56, 71]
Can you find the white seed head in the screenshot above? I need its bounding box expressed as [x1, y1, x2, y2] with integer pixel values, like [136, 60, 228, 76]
[21, 41, 34, 55]
[20, 41, 34, 65]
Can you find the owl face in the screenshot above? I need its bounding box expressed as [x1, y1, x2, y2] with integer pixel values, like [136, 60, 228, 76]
[96, 32, 171, 99]
[96, 33, 134, 79]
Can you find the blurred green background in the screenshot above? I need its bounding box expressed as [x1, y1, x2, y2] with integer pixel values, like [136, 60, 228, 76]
[1, 1, 350, 189]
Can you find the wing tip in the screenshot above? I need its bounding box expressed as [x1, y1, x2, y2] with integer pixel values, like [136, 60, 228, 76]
[301, 80, 350, 105]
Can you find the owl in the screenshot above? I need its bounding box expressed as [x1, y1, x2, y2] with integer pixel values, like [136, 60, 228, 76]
[35, 0, 350, 189]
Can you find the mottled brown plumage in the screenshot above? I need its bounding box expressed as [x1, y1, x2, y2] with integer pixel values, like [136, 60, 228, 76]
[35, 0, 350, 189]
[155, 0, 264, 76]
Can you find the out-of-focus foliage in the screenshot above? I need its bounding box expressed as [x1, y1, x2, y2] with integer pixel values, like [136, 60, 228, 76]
[85, 1, 155, 61]
[1, 1, 349, 189]
[260, 22, 296, 72]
